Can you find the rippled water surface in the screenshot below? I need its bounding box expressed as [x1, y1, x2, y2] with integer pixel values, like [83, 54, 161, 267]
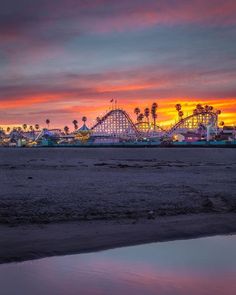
[1, 235, 236, 295]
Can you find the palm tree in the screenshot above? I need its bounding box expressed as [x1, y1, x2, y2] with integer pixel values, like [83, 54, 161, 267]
[178, 110, 184, 120]
[7, 127, 10, 133]
[134, 107, 141, 121]
[29, 125, 34, 132]
[175, 104, 183, 121]
[193, 109, 198, 115]
[82, 116, 87, 123]
[73, 120, 78, 125]
[152, 102, 158, 109]
[72, 120, 78, 130]
[205, 105, 210, 112]
[151, 102, 158, 130]
[35, 124, 40, 131]
[196, 104, 202, 110]
[175, 104, 181, 112]
[22, 124, 27, 131]
[46, 119, 50, 129]
[137, 113, 144, 122]
[144, 108, 150, 125]
[196, 104, 204, 113]
[64, 126, 69, 135]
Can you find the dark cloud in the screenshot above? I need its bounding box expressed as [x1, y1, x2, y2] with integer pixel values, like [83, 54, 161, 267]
[0, 0, 236, 125]
[1, 0, 236, 39]
[0, 64, 235, 103]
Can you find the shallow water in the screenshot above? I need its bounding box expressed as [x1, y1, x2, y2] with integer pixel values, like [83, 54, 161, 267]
[1, 235, 236, 295]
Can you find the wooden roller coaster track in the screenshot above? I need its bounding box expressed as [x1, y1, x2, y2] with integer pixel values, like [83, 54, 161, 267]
[91, 109, 140, 138]
[167, 111, 218, 135]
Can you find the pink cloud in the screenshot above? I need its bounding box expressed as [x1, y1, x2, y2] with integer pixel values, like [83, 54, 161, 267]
[80, 0, 236, 33]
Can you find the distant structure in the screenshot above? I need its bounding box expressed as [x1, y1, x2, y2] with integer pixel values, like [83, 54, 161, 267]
[74, 118, 91, 143]
[91, 109, 139, 139]
[1, 101, 235, 146]
[168, 104, 220, 138]
[133, 102, 165, 138]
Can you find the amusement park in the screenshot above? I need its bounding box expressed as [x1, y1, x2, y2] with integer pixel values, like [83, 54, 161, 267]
[0, 102, 235, 147]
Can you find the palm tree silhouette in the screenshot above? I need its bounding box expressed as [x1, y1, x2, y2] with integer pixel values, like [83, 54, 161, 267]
[151, 102, 158, 130]
[35, 124, 40, 131]
[134, 107, 140, 121]
[196, 104, 204, 114]
[46, 119, 50, 129]
[72, 120, 78, 130]
[196, 104, 202, 110]
[137, 113, 144, 122]
[144, 108, 150, 125]
[82, 116, 87, 123]
[64, 126, 69, 134]
[204, 105, 210, 112]
[178, 110, 184, 120]
[175, 104, 181, 112]
[23, 124, 27, 131]
[175, 104, 182, 121]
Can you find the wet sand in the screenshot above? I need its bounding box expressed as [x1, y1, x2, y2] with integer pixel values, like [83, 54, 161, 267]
[0, 148, 236, 263]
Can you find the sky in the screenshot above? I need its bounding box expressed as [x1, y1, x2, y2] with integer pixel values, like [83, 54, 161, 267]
[0, 0, 236, 129]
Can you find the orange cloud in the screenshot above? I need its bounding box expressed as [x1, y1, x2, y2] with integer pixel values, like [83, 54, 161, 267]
[0, 95, 235, 129]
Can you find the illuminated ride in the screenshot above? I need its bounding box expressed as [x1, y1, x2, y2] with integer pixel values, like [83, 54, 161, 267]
[74, 123, 91, 143]
[91, 109, 140, 140]
[2, 102, 226, 147]
[135, 121, 166, 134]
[167, 104, 220, 136]
[133, 103, 164, 138]
[34, 129, 61, 145]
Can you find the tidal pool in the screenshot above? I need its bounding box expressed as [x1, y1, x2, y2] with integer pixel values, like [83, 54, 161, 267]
[0, 235, 236, 295]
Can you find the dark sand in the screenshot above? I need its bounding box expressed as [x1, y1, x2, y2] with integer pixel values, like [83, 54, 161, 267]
[0, 148, 236, 263]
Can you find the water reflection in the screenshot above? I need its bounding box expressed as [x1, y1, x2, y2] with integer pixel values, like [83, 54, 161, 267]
[1, 235, 236, 295]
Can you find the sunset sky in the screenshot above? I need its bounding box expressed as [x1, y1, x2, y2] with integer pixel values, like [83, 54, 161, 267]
[0, 0, 236, 129]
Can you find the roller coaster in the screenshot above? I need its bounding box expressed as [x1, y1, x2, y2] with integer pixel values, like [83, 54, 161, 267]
[4, 102, 223, 147]
[90, 103, 221, 140]
[91, 109, 140, 139]
[168, 110, 219, 136]
[1, 99, 234, 148]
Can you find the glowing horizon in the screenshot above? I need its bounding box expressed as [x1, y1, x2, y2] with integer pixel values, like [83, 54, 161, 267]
[0, 99, 235, 131]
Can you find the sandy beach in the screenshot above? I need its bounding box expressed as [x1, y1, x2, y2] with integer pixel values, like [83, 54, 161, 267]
[1, 147, 236, 263]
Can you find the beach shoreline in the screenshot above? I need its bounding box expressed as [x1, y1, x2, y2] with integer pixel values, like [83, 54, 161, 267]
[1, 213, 236, 264]
[1, 148, 236, 263]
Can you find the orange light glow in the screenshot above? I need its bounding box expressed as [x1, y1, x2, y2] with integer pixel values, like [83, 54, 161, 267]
[0, 95, 235, 129]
